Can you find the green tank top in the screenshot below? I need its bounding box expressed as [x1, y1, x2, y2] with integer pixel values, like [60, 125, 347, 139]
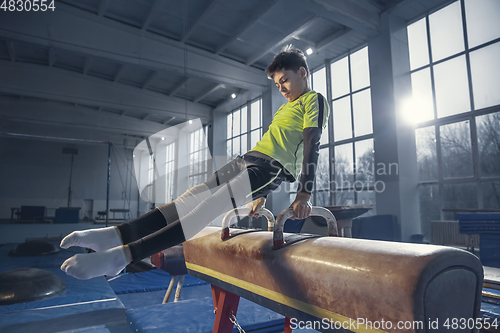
[249, 90, 329, 180]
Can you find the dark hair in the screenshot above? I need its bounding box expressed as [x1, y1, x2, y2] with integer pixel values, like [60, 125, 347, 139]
[266, 45, 309, 79]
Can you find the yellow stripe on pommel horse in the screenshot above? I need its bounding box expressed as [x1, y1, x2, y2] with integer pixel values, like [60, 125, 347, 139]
[183, 207, 483, 333]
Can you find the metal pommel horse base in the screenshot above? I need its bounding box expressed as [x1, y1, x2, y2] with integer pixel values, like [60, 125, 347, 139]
[183, 206, 483, 333]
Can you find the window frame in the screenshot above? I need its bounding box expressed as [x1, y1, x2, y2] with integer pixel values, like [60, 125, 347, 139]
[408, 0, 500, 222]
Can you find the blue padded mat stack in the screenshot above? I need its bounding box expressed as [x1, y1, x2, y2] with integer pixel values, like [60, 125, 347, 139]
[458, 213, 500, 268]
[0, 242, 132, 333]
[112, 269, 320, 332]
[127, 296, 287, 333]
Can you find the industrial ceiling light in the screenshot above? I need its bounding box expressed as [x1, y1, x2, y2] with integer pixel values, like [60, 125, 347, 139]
[306, 48, 313, 55]
[231, 93, 236, 99]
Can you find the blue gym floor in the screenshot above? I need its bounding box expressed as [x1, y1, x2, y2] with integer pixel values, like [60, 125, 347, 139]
[0, 241, 499, 333]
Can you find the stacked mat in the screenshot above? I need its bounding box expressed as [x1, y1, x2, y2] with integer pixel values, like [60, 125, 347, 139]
[458, 213, 500, 268]
[0, 242, 132, 333]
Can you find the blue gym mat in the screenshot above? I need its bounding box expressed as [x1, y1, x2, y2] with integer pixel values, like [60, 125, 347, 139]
[109, 268, 208, 294]
[0, 242, 130, 332]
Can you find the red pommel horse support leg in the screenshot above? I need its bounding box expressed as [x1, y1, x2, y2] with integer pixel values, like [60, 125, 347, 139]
[211, 285, 293, 333]
[211, 285, 240, 333]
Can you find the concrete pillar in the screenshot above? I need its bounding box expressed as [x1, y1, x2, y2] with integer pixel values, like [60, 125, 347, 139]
[210, 110, 228, 172]
[368, 12, 421, 241]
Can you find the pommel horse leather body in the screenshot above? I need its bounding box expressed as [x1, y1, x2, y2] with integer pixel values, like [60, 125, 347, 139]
[183, 227, 483, 333]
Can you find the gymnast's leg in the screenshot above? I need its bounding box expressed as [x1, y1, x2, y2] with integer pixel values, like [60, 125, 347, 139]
[60, 157, 244, 252]
[60, 167, 255, 279]
[59, 183, 214, 252]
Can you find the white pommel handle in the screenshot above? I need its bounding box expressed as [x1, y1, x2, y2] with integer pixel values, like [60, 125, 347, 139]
[221, 207, 275, 240]
[273, 206, 338, 249]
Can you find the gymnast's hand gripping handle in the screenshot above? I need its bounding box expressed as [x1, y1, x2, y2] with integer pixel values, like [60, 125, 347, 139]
[221, 207, 276, 240]
[273, 206, 338, 249]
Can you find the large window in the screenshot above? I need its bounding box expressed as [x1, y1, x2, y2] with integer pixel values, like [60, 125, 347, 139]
[188, 126, 210, 188]
[165, 142, 175, 203]
[330, 47, 375, 211]
[288, 48, 375, 214]
[227, 98, 262, 158]
[408, 0, 500, 237]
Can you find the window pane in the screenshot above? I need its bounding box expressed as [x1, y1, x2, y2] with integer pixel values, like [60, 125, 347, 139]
[465, 0, 500, 48]
[419, 184, 440, 239]
[333, 96, 352, 141]
[241, 134, 248, 154]
[227, 113, 232, 138]
[410, 68, 434, 122]
[316, 148, 330, 191]
[442, 183, 477, 219]
[316, 191, 331, 207]
[429, 1, 464, 62]
[250, 129, 260, 148]
[440, 121, 473, 179]
[226, 140, 231, 157]
[415, 126, 438, 181]
[336, 190, 354, 206]
[352, 89, 373, 137]
[434, 55, 470, 117]
[408, 18, 430, 70]
[355, 139, 374, 189]
[470, 41, 500, 109]
[251, 100, 261, 130]
[320, 122, 329, 145]
[194, 130, 200, 151]
[482, 182, 500, 209]
[331, 56, 349, 99]
[477, 112, 500, 177]
[241, 106, 247, 133]
[232, 136, 240, 156]
[312, 67, 327, 98]
[233, 109, 240, 136]
[350, 47, 370, 91]
[335, 143, 353, 186]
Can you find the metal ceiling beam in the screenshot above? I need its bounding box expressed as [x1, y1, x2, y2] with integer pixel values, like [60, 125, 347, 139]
[215, 0, 283, 55]
[356, 0, 384, 12]
[48, 46, 55, 67]
[142, 71, 159, 90]
[213, 89, 266, 113]
[114, 64, 127, 82]
[0, 61, 211, 122]
[98, 0, 110, 17]
[299, 0, 380, 37]
[246, 15, 319, 66]
[0, 98, 166, 136]
[316, 27, 353, 52]
[0, 3, 269, 92]
[6, 41, 15, 62]
[194, 83, 224, 103]
[0, 118, 143, 147]
[182, 0, 219, 43]
[83, 57, 93, 75]
[169, 77, 190, 97]
[163, 116, 175, 125]
[142, 0, 163, 31]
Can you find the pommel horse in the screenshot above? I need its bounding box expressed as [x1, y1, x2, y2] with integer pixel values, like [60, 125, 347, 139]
[182, 206, 484, 333]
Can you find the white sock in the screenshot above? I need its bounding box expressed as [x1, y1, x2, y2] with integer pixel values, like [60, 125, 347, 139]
[60, 226, 123, 252]
[60, 245, 130, 280]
